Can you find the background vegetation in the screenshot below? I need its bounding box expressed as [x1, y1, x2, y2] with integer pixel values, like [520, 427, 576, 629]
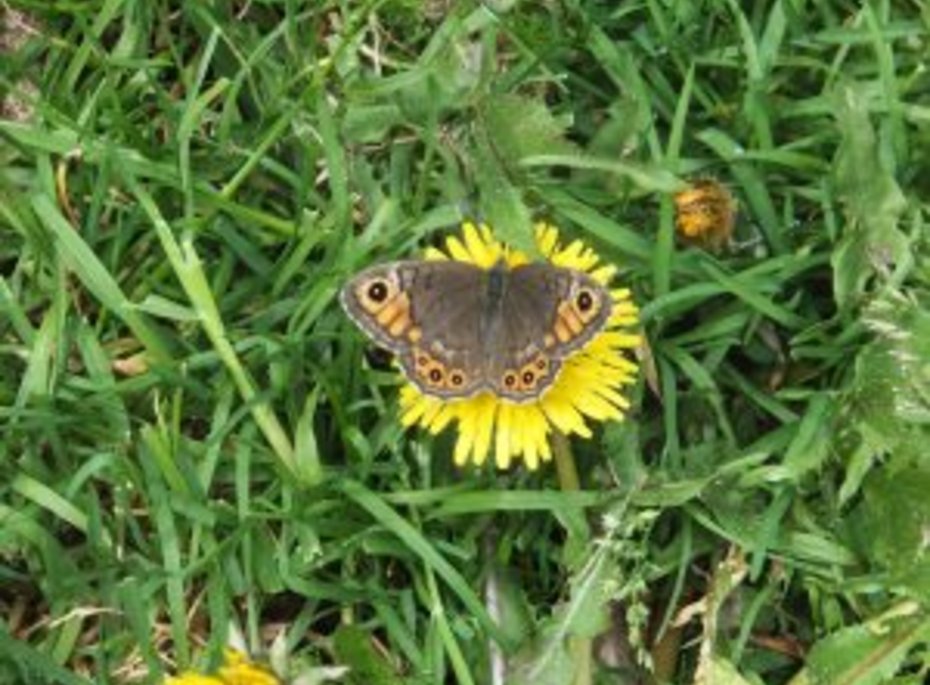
[1, 1, 929, 683]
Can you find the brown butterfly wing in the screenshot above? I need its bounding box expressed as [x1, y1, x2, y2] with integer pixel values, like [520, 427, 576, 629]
[485, 264, 612, 402]
[340, 260, 488, 399]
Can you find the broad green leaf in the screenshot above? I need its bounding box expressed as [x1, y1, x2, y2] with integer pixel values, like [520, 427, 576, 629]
[839, 292, 930, 501]
[473, 132, 535, 254]
[507, 539, 616, 683]
[858, 294, 930, 429]
[482, 93, 578, 165]
[472, 93, 580, 254]
[342, 104, 405, 143]
[856, 467, 930, 591]
[831, 84, 909, 309]
[805, 612, 930, 685]
[486, 564, 534, 647]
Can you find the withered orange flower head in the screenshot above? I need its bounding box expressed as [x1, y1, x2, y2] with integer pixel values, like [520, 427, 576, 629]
[674, 179, 736, 251]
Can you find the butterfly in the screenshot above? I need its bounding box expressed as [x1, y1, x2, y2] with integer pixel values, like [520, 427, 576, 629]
[340, 259, 612, 403]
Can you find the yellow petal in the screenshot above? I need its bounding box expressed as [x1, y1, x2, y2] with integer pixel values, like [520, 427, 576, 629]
[509, 406, 528, 463]
[164, 675, 224, 685]
[495, 403, 514, 469]
[504, 247, 530, 267]
[424, 246, 449, 261]
[453, 408, 478, 466]
[554, 240, 596, 270]
[591, 265, 617, 283]
[537, 425, 553, 461]
[445, 235, 472, 262]
[540, 386, 592, 438]
[399, 385, 420, 407]
[463, 222, 497, 267]
[426, 403, 457, 434]
[420, 398, 448, 427]
[570, 388, 622, 421]
[535, 223, 559, 257]
[589, 331, 641, 351]
[593, 383, 631, 410]
[400, 394, 432, 427]
[471, 394, 497, 465]
[218, 661, 280, 685]
[567, 359, 632, 391]
[520, 406, 547, 470]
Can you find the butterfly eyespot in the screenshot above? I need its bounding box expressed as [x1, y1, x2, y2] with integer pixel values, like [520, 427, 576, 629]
[503, 373, 517, 387]
[522, 370, 535, 385]
[428, 368, 444, 383]
[417, 355, 430, 367]
[366, 279, 390, 303]
[450, 372, 465, 386]
[576, 289, 595, 312]
[535, 358, 547, 371]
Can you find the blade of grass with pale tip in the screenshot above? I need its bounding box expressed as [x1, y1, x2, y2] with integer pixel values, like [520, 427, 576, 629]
[130, 179, 297, 477]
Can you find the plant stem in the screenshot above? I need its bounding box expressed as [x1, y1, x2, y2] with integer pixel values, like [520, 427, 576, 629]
[553, 431, 581, 491]
[553, 431, 591, 685]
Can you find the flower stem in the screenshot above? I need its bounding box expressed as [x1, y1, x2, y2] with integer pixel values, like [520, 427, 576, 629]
[553, 431, 580, 491]
[552, 431, 591, 685]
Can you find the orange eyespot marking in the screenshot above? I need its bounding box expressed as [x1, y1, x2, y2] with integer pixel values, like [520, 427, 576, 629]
[449, 370, 466, 387]
[365, 279, 389, 302]
[515, 356, 549, 391]
[357, 277, 398, 313]
[503, 371, 517, 388]
[407, 326, 422, 343]
[522, 355, 548, 378]
[411, 349, 450, 388]
[572, 288, 600, 322]
[375, 292, 410, 326]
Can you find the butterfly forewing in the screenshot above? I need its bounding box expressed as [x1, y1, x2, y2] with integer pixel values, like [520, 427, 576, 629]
[341, 261, 487, 399]
[485, 264, 612, 402]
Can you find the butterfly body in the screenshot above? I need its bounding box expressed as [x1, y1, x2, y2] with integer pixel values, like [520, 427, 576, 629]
[340, 259, 611, 403]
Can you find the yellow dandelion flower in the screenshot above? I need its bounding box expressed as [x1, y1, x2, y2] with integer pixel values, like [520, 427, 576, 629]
[673, 179, 736, 251]
[165, 649, 280, 685]
[395, 222, 640, 470]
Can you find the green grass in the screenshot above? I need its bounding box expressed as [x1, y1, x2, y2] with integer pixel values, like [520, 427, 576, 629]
[2, 1, 930, 683]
